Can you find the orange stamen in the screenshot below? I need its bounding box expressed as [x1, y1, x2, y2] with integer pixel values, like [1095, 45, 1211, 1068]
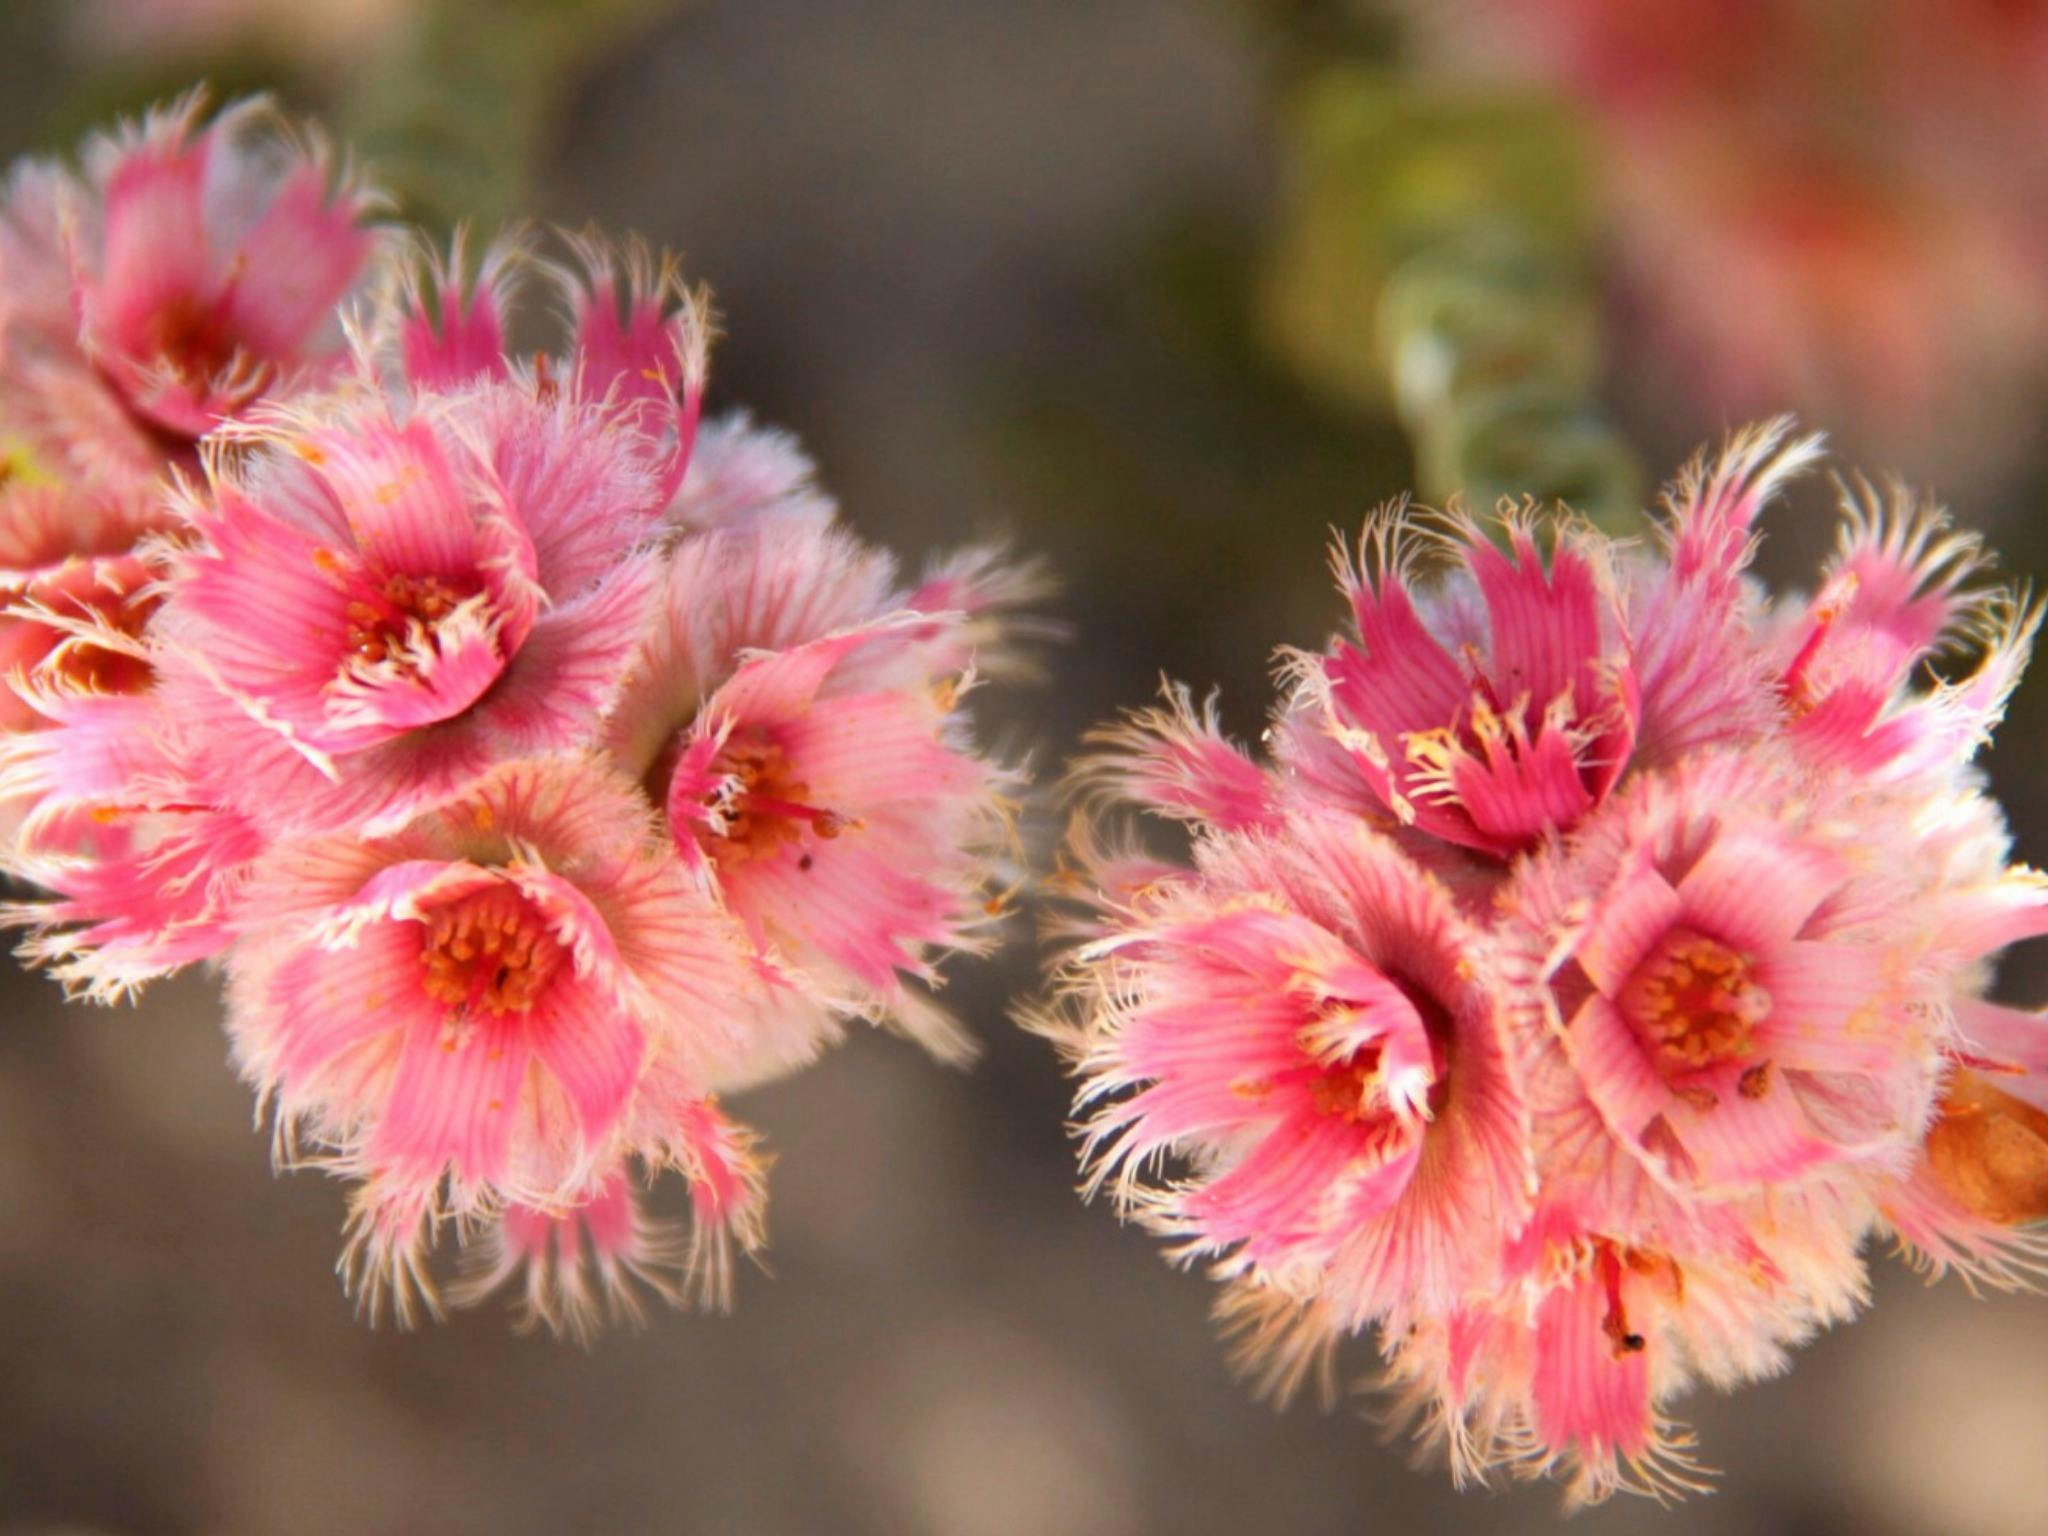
[1620, 928, 1770, 1080]
[418, 882, 566, 1017]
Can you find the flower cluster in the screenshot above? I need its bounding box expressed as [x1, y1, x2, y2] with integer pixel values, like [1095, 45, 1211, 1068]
[1038, 420, 2048, 1502]
[1, 98, 1031, 1337]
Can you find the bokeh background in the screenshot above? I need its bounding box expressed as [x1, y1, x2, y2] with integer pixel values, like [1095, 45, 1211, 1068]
[4, 3, 2048, 1533]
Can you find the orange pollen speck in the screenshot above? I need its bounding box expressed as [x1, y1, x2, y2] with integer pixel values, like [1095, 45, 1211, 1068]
[418, 883, 566, 1016]
[1619, 928, 1769, 1078]
[344, 572, 469, 668]
[705, 730, 845, 865]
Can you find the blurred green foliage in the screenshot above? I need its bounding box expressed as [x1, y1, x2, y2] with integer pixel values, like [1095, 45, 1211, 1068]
[15, 0, 678, 233]
[346, 0, 676, 232]
[1256, 63, 1641, 527]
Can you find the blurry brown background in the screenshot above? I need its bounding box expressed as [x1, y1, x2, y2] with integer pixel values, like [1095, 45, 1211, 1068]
[4, 4, 2048, 1534]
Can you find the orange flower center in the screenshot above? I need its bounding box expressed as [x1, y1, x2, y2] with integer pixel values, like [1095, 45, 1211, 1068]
[1303, 981, 1453, 1123]
[344, 572, 472, 669]
[1619, 928, 1769, 1077]
[1308, 1043, 1385, 1122]
[418, 883, 566, 1016]
[704, 730, 844, 865]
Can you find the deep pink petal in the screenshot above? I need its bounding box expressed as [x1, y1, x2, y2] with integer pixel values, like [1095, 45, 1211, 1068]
[530, 982, 645, 1149]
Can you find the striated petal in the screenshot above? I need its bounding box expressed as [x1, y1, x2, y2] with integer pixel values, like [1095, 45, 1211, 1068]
[1465, 523, 1603, 720]
[1185, 1106, 1400, 1259]
[1440, 717, 1596, 852]
[89, 123, 214, 350]
[399, 234, 517, 390]
[530, 981, 645, 1151]
[480, 385, 663, 596]
[248, 918, 431, 1085]
[1567, 995, 1673, 1157]
[476, 558, 653, 757]
[307, 415, 477, 581]
[1677, 827, 1841, 951]
[1752, 942, 1908, 1076]
[319, 594, 506, 747]
[369, 999, 534, 1188]
[1530, 1272, 1655, 1474]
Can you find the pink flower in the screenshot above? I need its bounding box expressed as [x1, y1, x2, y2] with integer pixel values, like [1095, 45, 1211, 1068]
[1381, 1204, 1868, 1506]
[4, 190, 1039, 1342]
[669, 410, 839, 534]
[609, 520, 1025, 1070]
[454, 1107, 768, 1341]
[154, 372, 666, 835]
[0, 93, 379, 460]
[225, 755, 779, 1323]
[1510, 752, 1959, 1198]
[0, 675, 266, 997]
[396, 231, 708, 504]
[1282, 503, 1637, 859]
[1056, 806, 1532, 1328]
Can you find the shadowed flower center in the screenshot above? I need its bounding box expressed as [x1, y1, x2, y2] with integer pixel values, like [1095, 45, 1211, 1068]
[344, 572, 476, 670]
[1619, 927, 1769, 1077]
[27, 579, 159, 697]
[418, 883, 567, 1016]
[704, 729, 844, 865]
[144, 292, 244, 389]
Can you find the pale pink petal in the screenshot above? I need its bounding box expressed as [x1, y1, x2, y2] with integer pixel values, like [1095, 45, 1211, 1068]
[1567, 995, 1674, 1154]
[1677, 828, 1841, 951]
[1663, 1069, 1837, 1189]
[1753, 942, 1909, 1077]
[1953, 996, 2048, 1116]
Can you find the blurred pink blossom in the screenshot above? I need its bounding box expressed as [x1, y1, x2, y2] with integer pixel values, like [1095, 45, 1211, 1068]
[1410, 0, 2048, 480]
